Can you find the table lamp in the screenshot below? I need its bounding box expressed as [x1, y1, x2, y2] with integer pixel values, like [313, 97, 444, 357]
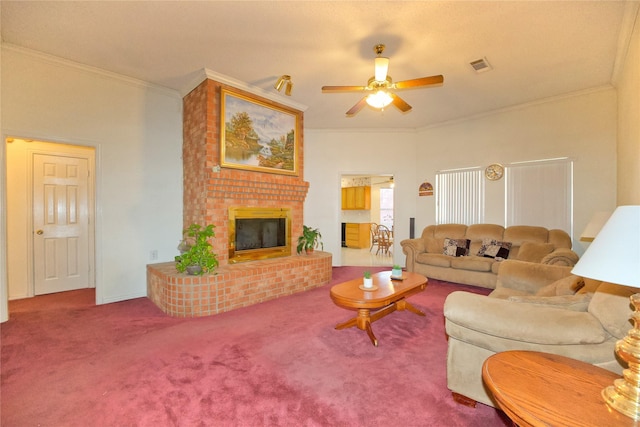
[580, 211, 612, 242]
[572, 205, 640, 420]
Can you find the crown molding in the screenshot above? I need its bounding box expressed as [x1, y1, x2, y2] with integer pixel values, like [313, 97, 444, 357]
[417, 84, 615, 131]
[180, 68, 308, 111]
[611, 1, 640, 85]
[1, 43, 180, 98]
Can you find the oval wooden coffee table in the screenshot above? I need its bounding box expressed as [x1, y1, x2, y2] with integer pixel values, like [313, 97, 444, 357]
[330, 271, 428, 346]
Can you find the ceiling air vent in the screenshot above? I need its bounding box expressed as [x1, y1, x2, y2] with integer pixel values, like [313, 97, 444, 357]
[469, 57, 492, 73]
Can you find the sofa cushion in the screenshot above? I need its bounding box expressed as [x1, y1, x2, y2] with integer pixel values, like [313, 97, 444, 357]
[516, 242, 555, 263]
[466, 224, 505, 242]
[495, 260, 574, 294]
[477, 238, 512, 259]
[588, 282, 636, 339]
[426, 238, 445, 254]
[426, 224, 467, 253]
[443, 238, 470, 257]
[508, 293, 592, 311]
[548, 228, 573, 250]
[490, 287, 530, 299]
[503, 225, 548, 245]
[416, 252, 451, 268]
[536, 275, 585, 296]
[444, 291, 608, 345]
[450, 256, 494, 272]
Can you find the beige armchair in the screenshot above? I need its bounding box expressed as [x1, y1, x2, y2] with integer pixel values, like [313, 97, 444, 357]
[443, 260, 633, 407]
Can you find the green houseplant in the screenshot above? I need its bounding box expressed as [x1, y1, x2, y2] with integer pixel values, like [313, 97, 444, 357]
[296, 225, 323, 254]
[392, 264, 403, 277]
[363, 270, 373, 288]
[175, 224, 219, 275]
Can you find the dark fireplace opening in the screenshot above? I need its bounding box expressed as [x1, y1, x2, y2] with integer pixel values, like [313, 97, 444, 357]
[236, 218, 286, 250]
[228, 207, 292, 263]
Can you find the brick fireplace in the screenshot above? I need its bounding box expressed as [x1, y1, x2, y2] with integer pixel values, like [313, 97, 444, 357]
[147, 77, 332, 317]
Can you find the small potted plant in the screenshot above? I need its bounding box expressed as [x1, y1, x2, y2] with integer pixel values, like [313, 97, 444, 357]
[296, 225, 323, 254]
[363, 270, 373, 288]
[175, 224, 219, 275]
[392, 264, 403, 278]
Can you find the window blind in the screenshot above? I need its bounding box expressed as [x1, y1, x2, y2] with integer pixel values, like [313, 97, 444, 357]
[506, 158, 573, 235]
[436, 168, 484, 225]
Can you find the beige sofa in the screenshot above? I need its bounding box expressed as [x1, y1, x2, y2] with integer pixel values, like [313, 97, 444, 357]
[444, 260, 631, 407]
[401, 224, 579, 289]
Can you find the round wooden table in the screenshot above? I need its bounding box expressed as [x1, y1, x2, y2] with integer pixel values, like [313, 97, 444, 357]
[482, 350, 634, 427]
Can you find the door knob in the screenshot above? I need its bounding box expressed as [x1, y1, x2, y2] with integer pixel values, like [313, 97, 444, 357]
[36, 230, 44, 235]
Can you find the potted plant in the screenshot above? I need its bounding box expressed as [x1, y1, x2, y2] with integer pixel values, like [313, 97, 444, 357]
[363, 270, 373, 288]
[175, 224, 219, 275]
[296, 225, 323, 254]
[392, 264, 403, 278]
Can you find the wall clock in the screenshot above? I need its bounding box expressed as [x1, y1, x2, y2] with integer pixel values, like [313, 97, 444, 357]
[485, 163, 504, 181]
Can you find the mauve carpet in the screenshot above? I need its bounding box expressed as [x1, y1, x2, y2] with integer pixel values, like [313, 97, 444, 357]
[1, 267, 510, 426]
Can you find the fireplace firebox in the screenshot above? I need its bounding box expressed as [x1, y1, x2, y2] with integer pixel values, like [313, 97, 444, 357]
[228, 207, 292, 263]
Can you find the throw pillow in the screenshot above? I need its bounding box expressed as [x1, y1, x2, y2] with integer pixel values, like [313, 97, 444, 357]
[516, 242, 555, 263]
[508, 293, 592, 312]
[443, 238, 471, 257]
[477, 238, 512, 259]
[536, 275, 586, 296]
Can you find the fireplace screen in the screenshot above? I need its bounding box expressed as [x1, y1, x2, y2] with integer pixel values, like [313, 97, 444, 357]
[228, 207, 292, 263]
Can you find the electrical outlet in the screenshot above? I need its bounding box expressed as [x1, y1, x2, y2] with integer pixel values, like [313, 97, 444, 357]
[150, 250, 158, 261]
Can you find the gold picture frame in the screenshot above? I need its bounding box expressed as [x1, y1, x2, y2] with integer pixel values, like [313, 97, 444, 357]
[221, 89, 299, 176]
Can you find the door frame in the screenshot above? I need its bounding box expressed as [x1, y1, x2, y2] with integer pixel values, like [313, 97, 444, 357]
[5, 137, 98, 301]
[339, 173, 396, 265]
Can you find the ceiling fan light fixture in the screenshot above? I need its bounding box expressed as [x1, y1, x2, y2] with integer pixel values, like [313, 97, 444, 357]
[374, 56, 389, 82]
[366, 90, 393, 109]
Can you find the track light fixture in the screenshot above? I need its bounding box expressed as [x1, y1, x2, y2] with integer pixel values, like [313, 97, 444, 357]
[274, 75, 293, 96]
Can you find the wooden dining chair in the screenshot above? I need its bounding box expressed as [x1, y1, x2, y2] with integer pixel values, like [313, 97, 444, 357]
[369, 223, 379, 252]
[376, 225, 393, 255]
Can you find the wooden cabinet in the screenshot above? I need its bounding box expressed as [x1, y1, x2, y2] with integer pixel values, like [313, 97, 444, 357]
[345, 223, 371, 249]
[341, 186, 371, 210]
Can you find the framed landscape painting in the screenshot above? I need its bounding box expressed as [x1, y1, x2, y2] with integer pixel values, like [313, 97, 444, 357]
[220, 89, 299, 176]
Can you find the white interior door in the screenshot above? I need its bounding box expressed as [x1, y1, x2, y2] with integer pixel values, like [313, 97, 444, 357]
[33, 153, 91, 295]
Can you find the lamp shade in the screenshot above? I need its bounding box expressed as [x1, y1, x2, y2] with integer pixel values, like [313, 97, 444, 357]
[571, 205, 640, 287]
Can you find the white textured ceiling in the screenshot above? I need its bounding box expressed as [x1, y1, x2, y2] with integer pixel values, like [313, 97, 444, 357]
[1, 1, 635, 129]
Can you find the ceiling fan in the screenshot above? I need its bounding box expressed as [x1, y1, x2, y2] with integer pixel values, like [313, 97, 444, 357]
[322, 44, 444, 116]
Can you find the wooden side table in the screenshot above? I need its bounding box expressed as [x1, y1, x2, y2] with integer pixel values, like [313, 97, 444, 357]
[482, 350, 634, 427]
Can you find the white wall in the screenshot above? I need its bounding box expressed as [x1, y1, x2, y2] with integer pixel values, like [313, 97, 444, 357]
[0, 12, 7, 322]
[304, 129, 417, 266]
[1, 46, 183, 306]
[305, 88, 617, 263]
[413, 88, 617, 256]
[616, 4, 640, 205]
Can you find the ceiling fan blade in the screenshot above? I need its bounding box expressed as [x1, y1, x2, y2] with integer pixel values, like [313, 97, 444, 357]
[322, 85, 368, 93]
[346, 97, 368, 116]
[390, 93, 412, 113]
[394, 75, 444, 89]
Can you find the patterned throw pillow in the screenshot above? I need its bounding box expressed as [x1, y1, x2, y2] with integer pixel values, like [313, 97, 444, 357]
[477, 238, 512, 259]
[443, 238, 471, 257]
